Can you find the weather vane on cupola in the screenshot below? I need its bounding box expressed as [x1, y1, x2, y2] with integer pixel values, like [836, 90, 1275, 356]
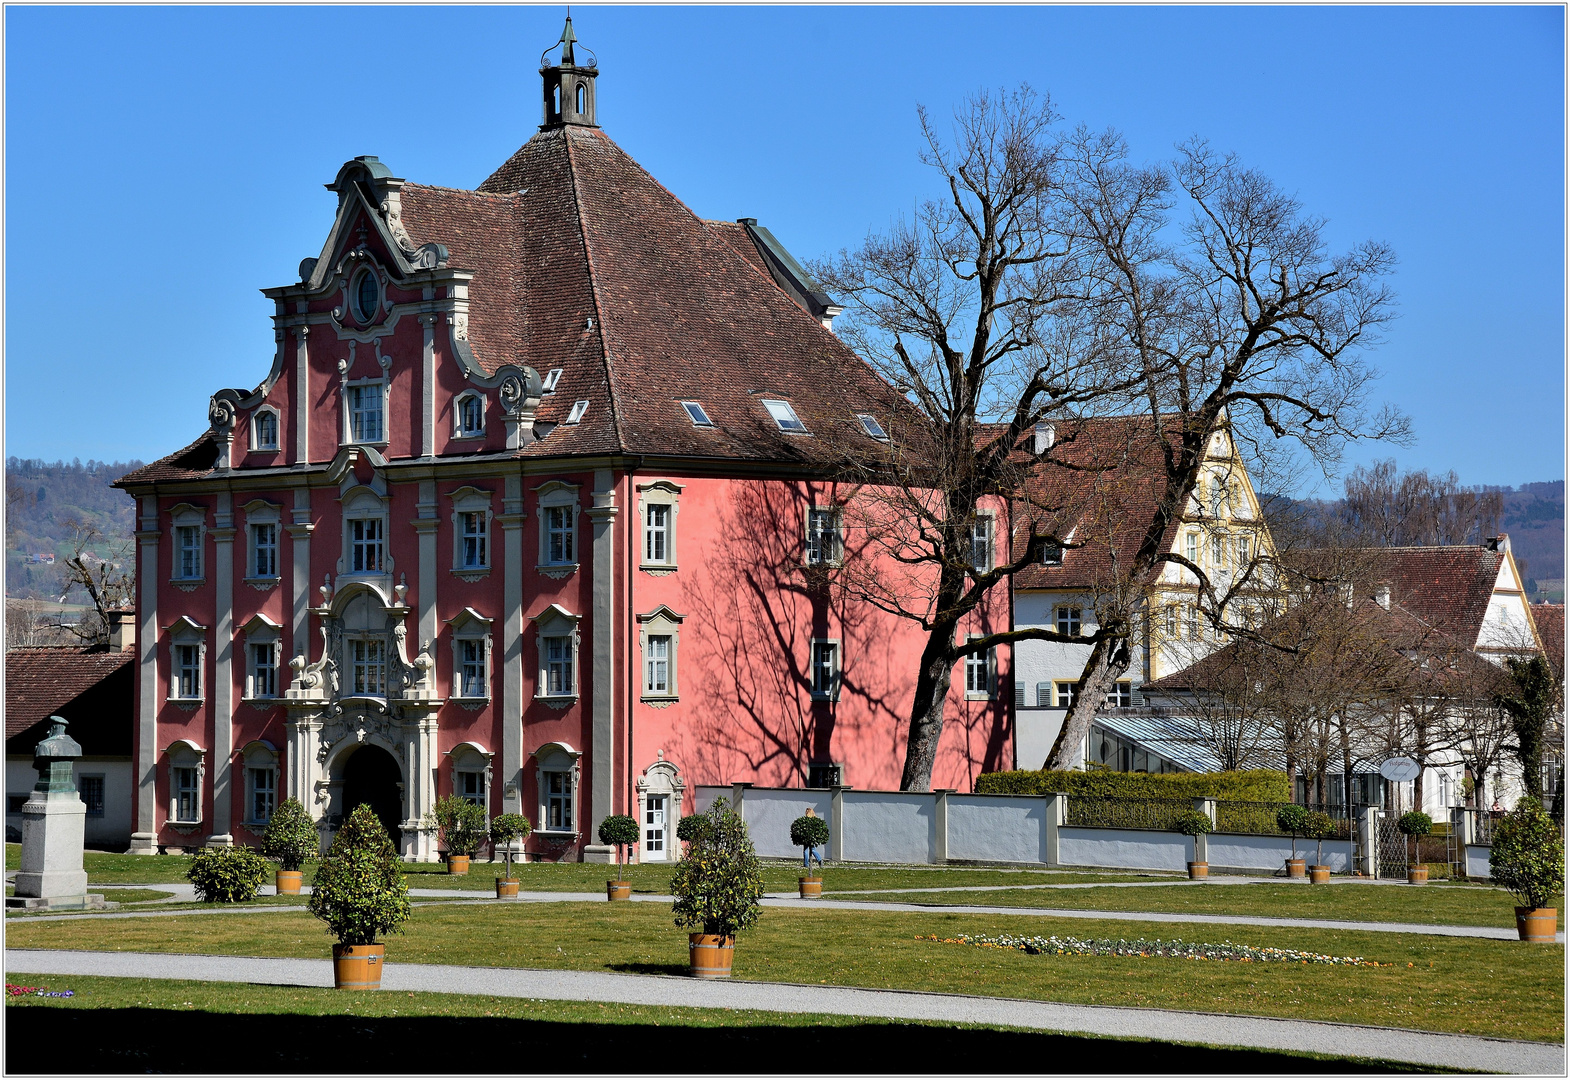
[540, 13, 599, 130]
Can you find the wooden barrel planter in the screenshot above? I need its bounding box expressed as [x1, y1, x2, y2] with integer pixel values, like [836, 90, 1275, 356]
[606, 880, 632, 901]
[798, 876, 822, 899]
[1515, 907, 1558, 942]
[496, 878, 520, 899]
[447, 855, 470, 876]
[1308, 866, 1331, 885]
[275, 870, 303, 895]
[1407, 866, 1429, 885]
[689, 934, 735, 979]
[1187, 861, 1208, 880]
[332, 943, 385, 990]
[1284, 858, 1306, 879]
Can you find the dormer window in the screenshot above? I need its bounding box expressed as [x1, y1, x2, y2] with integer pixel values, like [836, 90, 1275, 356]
[565, 400, 589, 425]
[252, 408, 279, 452]
[541, 368, 564, 394]
[455, 391, 486, 438]
[856, 413, 888, 441]
[762, 399, 807, 433]
[353, 270, 380, 323]
[681, 401, 713, 427]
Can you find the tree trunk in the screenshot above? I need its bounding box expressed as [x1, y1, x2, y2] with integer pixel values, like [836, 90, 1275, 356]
[1043, 634, 1132, 771]
[899, 620, 961, 792]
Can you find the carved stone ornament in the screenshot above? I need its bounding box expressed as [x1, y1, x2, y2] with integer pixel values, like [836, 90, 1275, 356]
[453, 312, 469, 342]
[499, 374, 524, 412]
[208, 396, 237, 431]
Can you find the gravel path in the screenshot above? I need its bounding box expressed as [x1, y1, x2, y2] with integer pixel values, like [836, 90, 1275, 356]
[6, 948, 1561, 1073]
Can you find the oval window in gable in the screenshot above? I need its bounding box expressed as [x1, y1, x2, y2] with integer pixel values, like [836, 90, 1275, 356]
[354, 271, 380, 323]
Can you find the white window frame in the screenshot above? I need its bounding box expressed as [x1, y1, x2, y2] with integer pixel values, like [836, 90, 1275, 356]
[241, 614, 283, 702]
[250, 405, 280, 453]
[535, 481, 581, 578]
[448, 742, 494, 812]
[347, 636, 388, 698]
[810, 638, 841, 701]
[453, 390, 487, 439]
[856, 413, 889, 441]
[447, 607, 494, 703]
[351, 267, 382, 324]
[340, 487, 390, 579]
[1054, 680, 1078, 709]
[637, 606, 684, 703]
[532, 604, 582, 706]
[637, 481, 682, 574]
[969, 514, 994, 573]
[541, 368, 564, 395]
[1236, 534, 1251, 567]
[1184, 531, 1199, 567]
[565, 399, 590, 425]
[1186, 604, 1200, 640]
[805, 507, 843, 567]
[243, 500, 282, 585]
[448, 486, 493, 580]
[345, 378, 388, 446]
[1105, 681, 1133, 708]
[680, 400, 713, 427]
[165, 739, 206, 825]
[242, 741, 279, 827]
[761, 398, 809, 434]
[1055, 605, 1082, 637]
[1211, 532, 1226, 570]
[533, 742, 582, 836]
[169, 503, 206, 585]
[166, 616, 207, 707]
[964, 636, 995, 700]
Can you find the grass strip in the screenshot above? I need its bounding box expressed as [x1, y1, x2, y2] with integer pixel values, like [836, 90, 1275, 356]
[6, 900, 1560, 1042]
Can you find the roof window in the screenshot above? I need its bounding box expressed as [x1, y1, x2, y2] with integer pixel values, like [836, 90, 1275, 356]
[762, 399, 808, 434]
[565, 400, 590, 425]
[541, 368, 564, 395]
[856, 413, 888, 441]
[681, 401, 713, 427]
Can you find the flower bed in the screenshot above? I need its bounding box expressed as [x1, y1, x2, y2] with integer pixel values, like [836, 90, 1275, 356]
[918, 933, 1390, 967]
[6, 983, 73, 997]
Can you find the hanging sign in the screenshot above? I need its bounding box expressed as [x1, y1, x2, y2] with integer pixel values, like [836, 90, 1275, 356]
[1379, 756, 1421, 783]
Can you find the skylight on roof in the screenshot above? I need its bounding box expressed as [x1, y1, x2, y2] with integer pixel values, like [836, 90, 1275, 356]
[542, 368, 564, 394]
[565, 400, 589, 425]
[681, 401, 713, 427]
[761, 399, 808, 434]
[856, 413, 888, 441]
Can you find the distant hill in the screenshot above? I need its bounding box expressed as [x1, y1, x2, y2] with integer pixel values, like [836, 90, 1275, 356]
[1495, 480, 1564, 602]
[5, 457, 141, 601]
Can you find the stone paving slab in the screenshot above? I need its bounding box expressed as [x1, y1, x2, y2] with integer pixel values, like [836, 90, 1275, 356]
[5, 948, 1562, 1073]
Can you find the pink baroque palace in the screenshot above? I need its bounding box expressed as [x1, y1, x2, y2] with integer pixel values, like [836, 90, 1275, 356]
[117, 20, 1010, 862]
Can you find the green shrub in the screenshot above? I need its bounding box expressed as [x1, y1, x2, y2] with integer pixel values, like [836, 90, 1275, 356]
[790, 813, 830, 852]
[185, 846, 272, 903]
[670, 797, 763, 938]
[598, 814, 639, 878]
[1491, 798, 1564, 910]
[676, 814, 710, 845]
[260, 798, 319, 872]
[1171, 810, 1212, 864]
[1304, 811, 1337, 867]
[488, 813, 531, 879]
[976, 768, 1290, 802]
[1276, 804, 1309, 861]
[429, 795, 487, 858]
[1397, 811, 1433, 837]
[308, 804, 411, 946]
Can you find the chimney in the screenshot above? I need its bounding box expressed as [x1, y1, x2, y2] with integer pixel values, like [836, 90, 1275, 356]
[1485, 533, 1511, 554]
[1374, 583, 1391, 611]
[1033, 422, 1055, 456]
[108, 609, 136, 653]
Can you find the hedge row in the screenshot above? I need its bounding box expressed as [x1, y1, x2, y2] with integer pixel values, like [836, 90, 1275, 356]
[975, 768, 1291, 802]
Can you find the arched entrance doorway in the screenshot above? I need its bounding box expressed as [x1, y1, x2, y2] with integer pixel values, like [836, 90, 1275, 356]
[340, 745, 403, 849]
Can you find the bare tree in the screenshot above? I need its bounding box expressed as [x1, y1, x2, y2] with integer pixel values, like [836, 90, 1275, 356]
[51, 518, 134, 646]
[1341, 459, 1502, 547]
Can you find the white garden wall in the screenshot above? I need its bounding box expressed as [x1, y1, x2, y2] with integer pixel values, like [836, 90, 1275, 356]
[946, 795, 1046, 863]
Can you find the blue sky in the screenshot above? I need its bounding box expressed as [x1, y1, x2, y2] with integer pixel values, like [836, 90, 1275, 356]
[5, 5, 1563, 491]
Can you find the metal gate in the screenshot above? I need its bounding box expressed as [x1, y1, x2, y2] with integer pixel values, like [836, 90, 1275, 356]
[1375, 810, 1409, 878]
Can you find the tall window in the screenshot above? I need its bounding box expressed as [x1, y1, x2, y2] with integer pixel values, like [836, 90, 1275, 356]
[250, 643, 277, 698]
[806, 509, 841, 566]
[644, 634, 671, 694]
[969, 517, 992, 572]
[645, 504, 669, 564]
[1211, 534, 1225, 569]
[460, 512, 487, 569]
[644, 794, 667, 855]
[248, 767, 275, 824]
[543, 636, 574, 696]
[811, 640, 839, 699]
[1208, 475, 1227, 517]
[458, 770, 485, 808]
[80, 775, 105, 817]
[253, 409, 278, 451]
[1056, 606, 1082, 636]
[545, 506, 574, 564]
[544, 770, 574, 830]
[1186, 605, 1200, 640]
[176, 644, 201, 699]
[177, 526, 202, 579]
[1184, 532, 1198, 566]
[459, 639, 486, 698]
[251, 523, 278, 578]
[173, 766, 200, 823]
[458, 394, 484, 437]
[1236, 535, 1251, 567]
[349, 383, 384, 443]
[965, 646, 992, 697]
[351, 638, 386, 696]
[1164, 605, 1177, 637]
[349, 517, 384, 573]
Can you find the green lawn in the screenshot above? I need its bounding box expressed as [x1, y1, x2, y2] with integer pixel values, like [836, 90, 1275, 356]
[853, 881, 1563, 929]
[7, 901, 1560, 1043]
[0, 976, 1444, 1074]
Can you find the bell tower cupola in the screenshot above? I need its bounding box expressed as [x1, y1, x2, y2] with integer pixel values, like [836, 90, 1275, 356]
[540, 15, 598, 129]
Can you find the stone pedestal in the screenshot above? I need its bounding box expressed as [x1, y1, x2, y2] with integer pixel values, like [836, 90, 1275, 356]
[581, 844, 613, 864]
[7, 717, 104, 910]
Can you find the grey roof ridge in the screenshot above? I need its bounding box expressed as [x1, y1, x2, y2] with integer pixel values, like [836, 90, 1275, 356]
[562, 128, 626, 453]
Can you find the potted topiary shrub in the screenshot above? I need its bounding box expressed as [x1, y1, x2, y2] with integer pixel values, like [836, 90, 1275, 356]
[1490, 797, 1565, 942]
[260, 797, 319, 895]
[790, 810, 829, 898]
[430, 794, 486, 875]
[1304, 811, 1336, 884]
[598, 814, 639, 900]
[1276, 804, 1309, 878]
[1172, 809, 1213, 880]
[1398, 811, 1433, 884]
[489, 813, 531, 898]
[308, 803, 412, 989]
[670, 797, 764, 978]
[186, 846, 272, 903]
[675, 813, 710, 854]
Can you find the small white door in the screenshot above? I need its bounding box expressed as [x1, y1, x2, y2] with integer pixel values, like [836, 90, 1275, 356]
[644, 794, 668, 861]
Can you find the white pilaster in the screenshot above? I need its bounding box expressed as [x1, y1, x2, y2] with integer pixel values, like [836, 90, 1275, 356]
[293, 321, 310, 464]
[498, 474, 526, 814]
[419, 313, 438, 458]
[209, 492, 235, 846]
[129, 496, 161, 854]
[587, 469, 619, 844]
